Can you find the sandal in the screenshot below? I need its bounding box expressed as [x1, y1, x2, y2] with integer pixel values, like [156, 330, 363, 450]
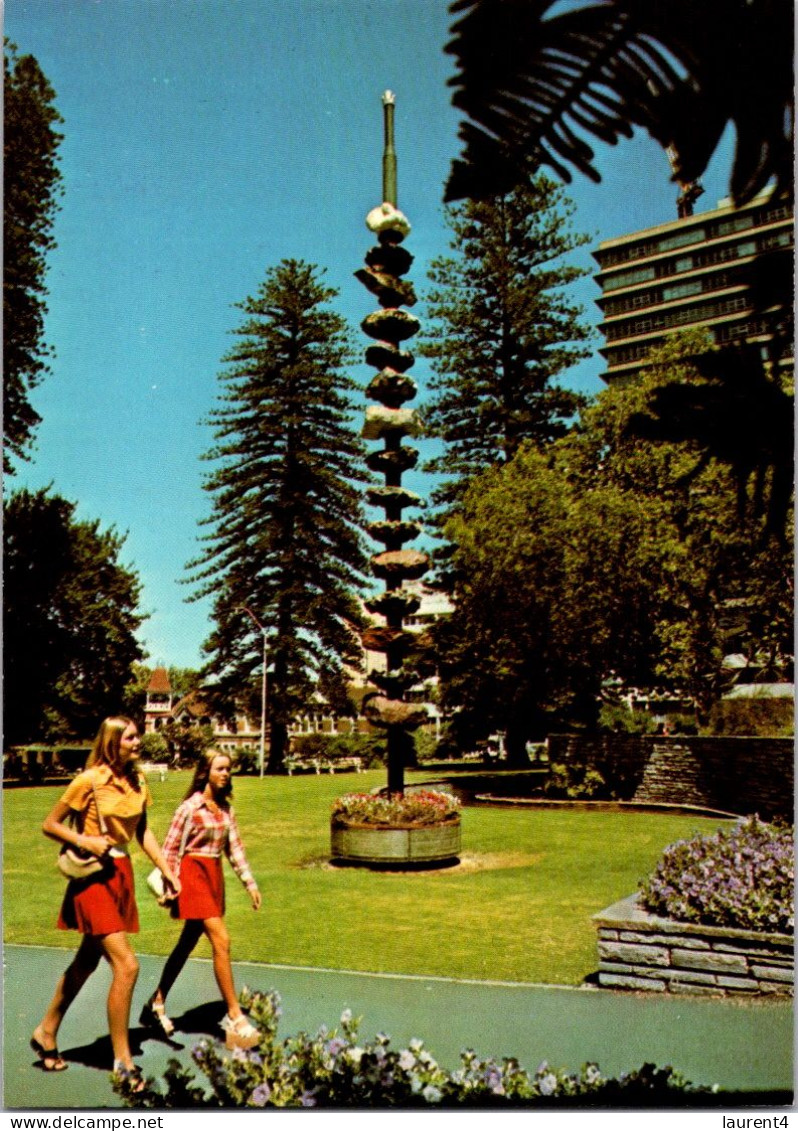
[139, 996, 175, 1038]
[112, 1060, 146, 1094]
[31, 1032, 68, 1072]
[220, 1012, 259, 1050]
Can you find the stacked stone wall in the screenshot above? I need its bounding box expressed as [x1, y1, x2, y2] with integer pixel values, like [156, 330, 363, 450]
[547, 735, 793, 819]
[595, 896, 793, 996]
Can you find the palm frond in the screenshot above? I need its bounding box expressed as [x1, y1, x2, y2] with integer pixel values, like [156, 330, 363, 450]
[445, 0, 794, 203]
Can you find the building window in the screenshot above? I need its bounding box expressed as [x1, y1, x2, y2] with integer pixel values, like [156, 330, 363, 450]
[716, 215, 754, 236]
[603, 265, 657, 291]
[662, 280, 703, 302]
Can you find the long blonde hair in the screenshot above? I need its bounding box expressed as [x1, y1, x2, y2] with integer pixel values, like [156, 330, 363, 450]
[86, 716, 141, 785]
[184, 748, 233, 803]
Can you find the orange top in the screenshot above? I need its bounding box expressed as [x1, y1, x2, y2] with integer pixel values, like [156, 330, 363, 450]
[61, 764, 152, 848]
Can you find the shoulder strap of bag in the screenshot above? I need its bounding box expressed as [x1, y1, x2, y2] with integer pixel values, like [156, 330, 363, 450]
[91, 780, 109, 836]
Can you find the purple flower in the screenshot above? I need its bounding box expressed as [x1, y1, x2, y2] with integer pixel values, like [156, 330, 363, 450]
[250, 1083, 271, 1107]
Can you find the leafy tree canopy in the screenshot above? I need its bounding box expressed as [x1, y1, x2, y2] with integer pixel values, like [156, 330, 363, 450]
[435, 333, 792, 760]
[3, 487, 145, 745]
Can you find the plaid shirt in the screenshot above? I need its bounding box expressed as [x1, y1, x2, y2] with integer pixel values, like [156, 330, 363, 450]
[162, 792, 256, 891]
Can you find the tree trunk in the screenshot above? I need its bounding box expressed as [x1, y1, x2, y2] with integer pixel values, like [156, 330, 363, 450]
[386, 727, 405, 794]
[267, 718, 288, 774]
[503, 721, 531, 767]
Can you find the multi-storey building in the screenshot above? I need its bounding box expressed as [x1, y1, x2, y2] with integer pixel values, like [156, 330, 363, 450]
[593, 189, 793, 385]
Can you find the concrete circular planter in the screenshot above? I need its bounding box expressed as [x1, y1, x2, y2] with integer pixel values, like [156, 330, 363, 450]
[330, 817, 461, 867]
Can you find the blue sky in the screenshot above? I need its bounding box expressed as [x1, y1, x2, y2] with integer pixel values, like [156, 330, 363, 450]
[8, 0, 735, 670]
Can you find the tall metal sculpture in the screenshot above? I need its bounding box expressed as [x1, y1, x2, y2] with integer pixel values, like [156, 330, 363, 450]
[356, 92, 429, 795]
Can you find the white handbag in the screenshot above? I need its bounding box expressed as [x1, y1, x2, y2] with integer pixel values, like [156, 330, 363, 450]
[147, 807, 192, 904]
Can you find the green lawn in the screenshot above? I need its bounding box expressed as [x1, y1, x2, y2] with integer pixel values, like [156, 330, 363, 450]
[4, 771, 733, 985]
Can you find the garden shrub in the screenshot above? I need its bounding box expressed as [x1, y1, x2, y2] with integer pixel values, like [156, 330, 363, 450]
[707, 697, 794, 737]
[598, 705, 660, 735]
[543, 761, 609, 800]
[290, 732, 386, 768]
[54, 746, 93, 774]
[413, 729, 440, 763]
[291, 733, 330, 760]
[139, 732, 169, 762]
[233, 746, 261, 775]
[114, 988, 705, 1108]
[640, 816, 794, 933]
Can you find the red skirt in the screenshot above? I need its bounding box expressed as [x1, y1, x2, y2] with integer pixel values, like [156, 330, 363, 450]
[58, 856, 139, 935]
[172, 855, 225, 920]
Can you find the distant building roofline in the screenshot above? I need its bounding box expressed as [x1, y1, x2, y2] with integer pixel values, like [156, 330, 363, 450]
[595, 186, 782, 253]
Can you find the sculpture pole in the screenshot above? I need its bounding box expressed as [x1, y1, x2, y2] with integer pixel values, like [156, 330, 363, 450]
[382, 90, 397, 206]
[356, 91, 428, 796]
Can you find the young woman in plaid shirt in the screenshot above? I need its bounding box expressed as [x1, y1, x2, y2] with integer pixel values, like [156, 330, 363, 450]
[141, 749, 261, 1048]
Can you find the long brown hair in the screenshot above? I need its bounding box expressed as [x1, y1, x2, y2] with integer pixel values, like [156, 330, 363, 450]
[184, 748, 233, 803]
[85, 716, 142, 787]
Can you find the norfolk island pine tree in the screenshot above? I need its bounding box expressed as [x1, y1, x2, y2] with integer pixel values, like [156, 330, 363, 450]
[187, 260, 370, 772]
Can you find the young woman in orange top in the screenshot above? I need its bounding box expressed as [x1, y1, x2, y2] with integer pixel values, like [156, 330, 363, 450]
[31, 717, 180, 1090]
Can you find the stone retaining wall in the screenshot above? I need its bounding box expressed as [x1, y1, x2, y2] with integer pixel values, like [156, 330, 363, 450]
[594, 895, 793, 996]
[547, 735, 793, 820]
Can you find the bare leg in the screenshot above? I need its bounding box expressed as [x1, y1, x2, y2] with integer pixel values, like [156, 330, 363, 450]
[98, 931, 139, 1069]
[152, 920, 204, 1006]
[202, 917, 241, 1018]
[35, 935, 102, 1050]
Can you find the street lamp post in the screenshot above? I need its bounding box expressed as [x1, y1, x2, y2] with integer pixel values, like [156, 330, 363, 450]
[239, 605, 268, 778]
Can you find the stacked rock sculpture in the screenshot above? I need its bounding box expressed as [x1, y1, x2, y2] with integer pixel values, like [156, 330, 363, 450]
[356, 92, 428, 795]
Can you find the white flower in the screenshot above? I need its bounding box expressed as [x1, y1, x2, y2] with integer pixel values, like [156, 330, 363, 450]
[340, 1009, 352, 1024]
[539, 1073, 558, 1096]
[398, 1049, 416, 1071]
[422, 1084, 443, 1103]
[347, 1046, 363, 1066]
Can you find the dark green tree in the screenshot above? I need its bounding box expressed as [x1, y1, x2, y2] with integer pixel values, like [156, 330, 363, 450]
[3, 487, 145, 744]
[435, 333, 792, 760]
[188, 260, 369, 773]
[4, 41, 63, 472]
[435, 444, 665, 761]
[421, 178, 592, 511]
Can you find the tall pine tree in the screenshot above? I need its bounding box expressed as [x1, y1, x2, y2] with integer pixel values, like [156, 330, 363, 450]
[188, 260, 369, 772]
[421, 176, 593, 510]
[4, 41, 64, 472]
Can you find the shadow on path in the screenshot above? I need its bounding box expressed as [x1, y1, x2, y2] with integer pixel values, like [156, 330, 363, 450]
[5, 944, 793, 1110]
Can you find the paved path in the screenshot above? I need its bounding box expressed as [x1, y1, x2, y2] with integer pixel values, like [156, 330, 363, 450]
[4, 944, 793, 1109]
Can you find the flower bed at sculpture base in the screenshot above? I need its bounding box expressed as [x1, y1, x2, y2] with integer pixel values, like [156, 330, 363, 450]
[329, 789, 462, 868]
[593, 894, 793, 996]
